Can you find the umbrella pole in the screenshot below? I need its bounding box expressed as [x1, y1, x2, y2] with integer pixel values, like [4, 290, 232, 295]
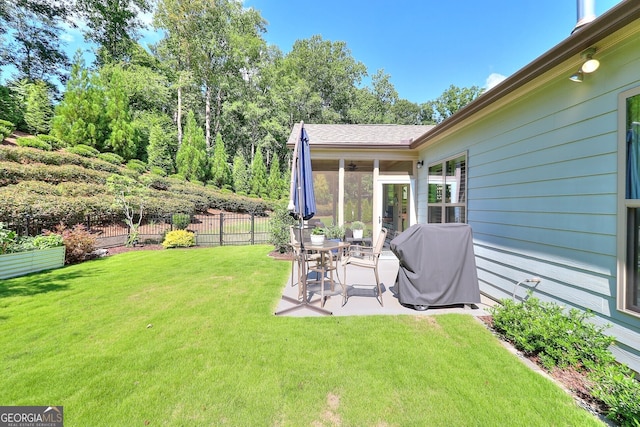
[276, 122, 332, 316]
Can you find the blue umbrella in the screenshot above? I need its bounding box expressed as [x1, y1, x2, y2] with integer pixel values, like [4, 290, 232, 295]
[628, 126, 640, 199]
[288, 124, 316, 220]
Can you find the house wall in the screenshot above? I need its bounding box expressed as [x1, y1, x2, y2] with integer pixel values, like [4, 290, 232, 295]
[417, 30, 640, 371]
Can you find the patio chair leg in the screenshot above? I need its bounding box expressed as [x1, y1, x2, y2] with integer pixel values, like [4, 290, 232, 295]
[374, 267, 383, 307]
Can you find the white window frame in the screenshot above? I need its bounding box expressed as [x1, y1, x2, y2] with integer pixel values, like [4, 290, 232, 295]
[617, 86, 640, 318]
[426, 152, 468, 224]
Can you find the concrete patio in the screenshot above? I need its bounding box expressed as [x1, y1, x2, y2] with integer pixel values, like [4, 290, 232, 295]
[275, 253, 495, 317]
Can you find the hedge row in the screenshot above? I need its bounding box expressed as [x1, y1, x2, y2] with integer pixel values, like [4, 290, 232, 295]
[0, 145, 137, 177]
[0, 161, 112, 186]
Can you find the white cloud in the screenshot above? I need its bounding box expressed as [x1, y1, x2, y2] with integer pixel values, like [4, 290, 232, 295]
[485, 73, 506, 91]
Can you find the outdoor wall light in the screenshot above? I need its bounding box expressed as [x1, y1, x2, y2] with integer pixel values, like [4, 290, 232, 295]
[569, 70, 584, 83]
[416, 160, 424, 169]
[580, 47, 600, 73]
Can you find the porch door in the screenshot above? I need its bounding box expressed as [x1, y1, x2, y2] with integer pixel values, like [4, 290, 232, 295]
[375, 176, 416, 241]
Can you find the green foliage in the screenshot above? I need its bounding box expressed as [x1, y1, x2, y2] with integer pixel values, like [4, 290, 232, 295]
[0, 222, 63, 254]
[106, 174, 147, 233]
[66, 144, 100, 158]
[267, 155, 283, 199]
[98, 152, 124, 165]
[232, 151, 250, 194]
[36, 134, 65, 150]
[0, 125, 12, 141]
[31, 233, 65, 249]
[162, 229, 195, 248]
[23, 80, 53, 135]
[176, 111, 207, 182]
[146, 115, 177, 175]
[126, 159, 147, 173]
[324, 223, 345, 240]
[0, 119, 16, 133]
[351, 221, 365, 231]
[428, 84, 484, 124]
[589, 363, 640, 426]
[171, 213, 190, 230]
[16, 136, 51, 151]
[250, 148, 267, 197]
[267, 203, 296, 253]
[311, 226, 325, 235]
[0, 86, 23, 126]
[53, 223, 97, 264]
[103, 67, 138, 160]
[490, 294, 615, 369]
[0, 222, 18, 254]
[490, 293, 640, 425]
[209, 132, 230, 188]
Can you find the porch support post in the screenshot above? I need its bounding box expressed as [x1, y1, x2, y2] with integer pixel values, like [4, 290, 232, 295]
[338, 159, 345, 225]
[372, 159, 380, 238]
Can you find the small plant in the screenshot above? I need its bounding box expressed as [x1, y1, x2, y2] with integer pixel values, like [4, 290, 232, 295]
[311, 227, 325, 235]
[324, 224, 344, 240]
[171, 213, 191, 230]
[268, 203, 296, 253]
[52, 223, 97, 264]
[351, 221, 365, 230]
[162, 229, 196, 248]
[0, 222, 17, 254]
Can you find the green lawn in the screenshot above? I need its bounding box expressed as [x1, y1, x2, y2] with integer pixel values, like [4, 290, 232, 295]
[0, 246, 603, 426]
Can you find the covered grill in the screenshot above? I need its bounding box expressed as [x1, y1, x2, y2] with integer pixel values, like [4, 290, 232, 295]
[390, 224, 480, 310]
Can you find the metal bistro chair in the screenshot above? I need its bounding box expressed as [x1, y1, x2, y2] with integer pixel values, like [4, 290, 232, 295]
[289, 226, 321, 300]
[341, 227, 387, 306]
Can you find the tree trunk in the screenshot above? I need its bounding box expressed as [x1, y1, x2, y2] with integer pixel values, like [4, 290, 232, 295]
[177, 84, 183, 147]
[205, 85, 212, 150]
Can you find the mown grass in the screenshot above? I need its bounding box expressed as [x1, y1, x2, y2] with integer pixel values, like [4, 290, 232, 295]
[0, 246, 603, 426]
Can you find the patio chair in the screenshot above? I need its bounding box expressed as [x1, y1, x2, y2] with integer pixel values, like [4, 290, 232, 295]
[341, 227, 387, 307]
[289, 226, 321, 300]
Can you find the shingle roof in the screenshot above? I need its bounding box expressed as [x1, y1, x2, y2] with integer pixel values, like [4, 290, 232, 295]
[287, 123, 435, 149]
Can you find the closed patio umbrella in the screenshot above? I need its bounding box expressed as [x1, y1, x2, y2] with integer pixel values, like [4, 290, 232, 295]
[288, 124, 316, 221]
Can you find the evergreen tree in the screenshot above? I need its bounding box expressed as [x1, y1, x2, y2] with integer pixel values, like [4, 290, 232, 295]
[210, 132, 230, 188]
[176, 110, 207, 182]
[51, 53, 107, 149]
[23, 79, 53, 134]
[250, 148, 267, 197]
[267, 155, 283, 199]
[104, 71, 137, 159]
[232, 151, 250, 194]
[147, 116, 177, 175]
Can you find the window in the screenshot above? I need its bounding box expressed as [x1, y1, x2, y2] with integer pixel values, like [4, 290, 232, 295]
[622, 89, 640, 314]
[427, 153, 467, 223]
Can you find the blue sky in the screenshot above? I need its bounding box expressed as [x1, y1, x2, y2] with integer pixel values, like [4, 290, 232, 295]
[244, 0, 622, 103]
[2, 0, 622, 104]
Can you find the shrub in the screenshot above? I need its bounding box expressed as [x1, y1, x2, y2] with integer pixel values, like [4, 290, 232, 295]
[16, 136, 51, 151]
[98, 152, 124, 165]
[53, 223, 97, 264]
[171, 213, 190, 230]
[0, 222, 17, 254]
[0, 119, 15, 131]
[0, 125, 11, 140]
[162, 229, 195, 248]
[126, 159, 147, 174]
[490, 294, 615, 369]
[268, 203, 296, 253]
[31, 233, 64, 249]
[589, 363, 640, 426]
[66, 144, 99, 158]
[36, 134, 65, 150]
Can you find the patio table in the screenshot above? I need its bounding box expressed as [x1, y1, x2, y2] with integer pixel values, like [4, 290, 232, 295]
[301, 241, 350, 307]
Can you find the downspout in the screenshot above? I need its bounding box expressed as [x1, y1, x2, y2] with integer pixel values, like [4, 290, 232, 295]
[572, 0, 596, 33]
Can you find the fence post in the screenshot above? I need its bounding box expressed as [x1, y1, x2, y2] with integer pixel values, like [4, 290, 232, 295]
[86, 214, 91, 231]
[219, 213, 224, 246]
[250, 212, 255, 245]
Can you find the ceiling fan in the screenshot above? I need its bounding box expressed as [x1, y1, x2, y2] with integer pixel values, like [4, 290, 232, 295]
[347, 161, 358, 171]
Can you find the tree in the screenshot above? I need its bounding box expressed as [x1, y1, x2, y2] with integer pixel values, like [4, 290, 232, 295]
[106, 174, 148, 246]
[267, 155, 283, 199]
[146, 114, 177, 175]
[104, 70, 137, 159]
[429, 84, 484, 123]
[51, 52, 108, 149]
[75, 0, 151, 65]
[232, 151, 250, 194]
[23, 79, 53, 134]
[210, 132, 230, 188]
[176, 110, 207, 182]
[250, 148, 267, 197]
[1, 3, 69, 88]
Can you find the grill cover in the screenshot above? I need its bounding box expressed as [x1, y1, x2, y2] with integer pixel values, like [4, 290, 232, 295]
[390, 224, 480, 308]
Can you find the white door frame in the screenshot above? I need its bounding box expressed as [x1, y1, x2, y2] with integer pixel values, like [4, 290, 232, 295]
[374, 175, 416, 239]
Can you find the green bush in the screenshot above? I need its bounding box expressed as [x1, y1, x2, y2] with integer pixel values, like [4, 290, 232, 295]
[162, 229, 195, 248]
[16, 136, 51, 151]
[490, 293, 640, 426]
[126, 159, 147, 174]
[268, 203, 296, 253]
[171, 213, 190, 230]
[490, 294, 615, 369]
[36, 134, 65, 150]
[0, 125, 11, 140]
[97, 152, 124, 165]
[0, 222, 63, 254]
[66, 144, 99, 158]
[0, 119, 15, 131]
[149, 166, 167, 177]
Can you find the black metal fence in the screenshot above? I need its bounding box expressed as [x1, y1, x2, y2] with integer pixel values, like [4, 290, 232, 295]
[5, 212, 273, 248]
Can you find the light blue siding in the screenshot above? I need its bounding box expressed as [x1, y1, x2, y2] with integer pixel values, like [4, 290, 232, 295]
[417, 31, 640, 371]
